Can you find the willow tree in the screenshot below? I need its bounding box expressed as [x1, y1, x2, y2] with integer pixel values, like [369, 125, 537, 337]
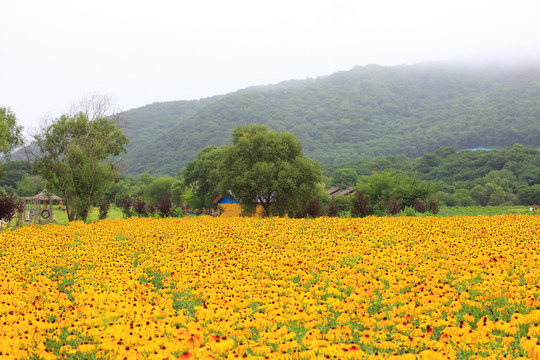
[219, 124, 321, 217]
[30, 96, 129, 221]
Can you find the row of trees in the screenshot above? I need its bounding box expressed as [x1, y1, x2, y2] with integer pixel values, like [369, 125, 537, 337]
[105, 174, 185, 208]
[182, 125, 442, 218]
[0, 162, 186, 209]
[313, 171, 440, 218]
[324, 144, 540, 206]
[5, 94, 537, 223]
[1, 102, 325, 220]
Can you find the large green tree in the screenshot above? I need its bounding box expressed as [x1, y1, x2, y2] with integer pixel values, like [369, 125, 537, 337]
[183, 145, 224, 208]
[219, 124, 322, 216]
[0, 107, 24, 159]
[30, 96, 129, 221]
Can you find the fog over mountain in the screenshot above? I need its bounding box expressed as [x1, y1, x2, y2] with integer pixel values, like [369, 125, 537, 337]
[117, 62, 540, 176]
[3, 0, 540, 136]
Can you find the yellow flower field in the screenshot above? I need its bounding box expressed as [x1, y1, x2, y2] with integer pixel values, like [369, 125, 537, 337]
[1, 215, 540, 359]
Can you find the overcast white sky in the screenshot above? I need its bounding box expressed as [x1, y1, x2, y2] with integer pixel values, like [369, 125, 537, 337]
[2, 0, 540, 136]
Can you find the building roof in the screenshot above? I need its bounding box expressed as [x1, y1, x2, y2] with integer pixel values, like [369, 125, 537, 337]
[327, 187, 342, 196]
[213, 191, 275, 204]
[213, 194, 239, 204]
[213, 191, 238, 204]
[20, 189, 62, 201]
[331, 187, 356, 196]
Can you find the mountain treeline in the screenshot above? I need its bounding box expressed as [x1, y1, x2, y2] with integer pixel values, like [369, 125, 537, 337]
[119, 62, 540, 176]
[324, 144, 540, 206]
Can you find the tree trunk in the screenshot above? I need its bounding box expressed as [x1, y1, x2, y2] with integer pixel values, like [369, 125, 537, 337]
[63, 189, 75, 222]
[261, 202, 270, 217]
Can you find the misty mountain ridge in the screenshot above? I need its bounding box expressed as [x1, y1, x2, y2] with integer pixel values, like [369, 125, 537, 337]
[14, 62, 540, 176]
[118, 62, 540, 176]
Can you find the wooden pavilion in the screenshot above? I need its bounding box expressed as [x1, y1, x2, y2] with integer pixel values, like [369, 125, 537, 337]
[20, 189, 62, 224]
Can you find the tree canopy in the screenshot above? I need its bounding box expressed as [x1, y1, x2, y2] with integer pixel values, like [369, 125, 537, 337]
[331, 168, 358, 188]
[219, 125, 322, 216]
[0, 107, 24, 160]
[183, 145, 224, 209]
[356, 170, 439, 212]
[143, 176, 184, 204]
[30, 97, 129, 221]
[322, 143, 540, 207]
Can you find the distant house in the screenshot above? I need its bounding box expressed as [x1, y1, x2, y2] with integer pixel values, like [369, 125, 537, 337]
[213, 192, 266, 217]
[213, 193, 242, 217]
[328, 187, 355, 197]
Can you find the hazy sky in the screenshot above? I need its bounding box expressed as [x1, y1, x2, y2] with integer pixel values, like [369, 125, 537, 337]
[2, 0, 540, 136]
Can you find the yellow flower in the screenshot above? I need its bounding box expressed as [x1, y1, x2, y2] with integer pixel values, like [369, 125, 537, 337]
[207, 334, 235, 354]
[1, 215, 540, 357]
[520, 336, 539, 353]
[358, 334, 373, 345]
[529, 324, 540, 337]
[250, 344, 273, 355]
[373, 340, 398, 351]
[528, 344, 540, 360]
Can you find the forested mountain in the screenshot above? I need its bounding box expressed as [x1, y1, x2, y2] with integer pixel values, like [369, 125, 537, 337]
[119, 63, 540, 176]
[119, 96, 221, 173]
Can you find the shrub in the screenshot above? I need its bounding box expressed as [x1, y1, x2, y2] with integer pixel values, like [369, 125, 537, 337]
[413, 198, 426, 213]
[0, 193, 19, 223]
[426, 199, 440, 215]
[384, 197, 402, 215]
[157, 196, 173, 218]
[352, 190, 371, 218]
[371, 203, 386, 217]
[309, 199, 321, 218]
[121, 198, 132, 218]
[326, 198, 340, 217]
[333, 195, 353, 213]
[171, 206, 187, 218]
[297, 199, 323, 218]
[133, 196, 148, 217]
[147, 202, 158, 217]
[402, 207, 417, 217]
[356, 170, 439, 210]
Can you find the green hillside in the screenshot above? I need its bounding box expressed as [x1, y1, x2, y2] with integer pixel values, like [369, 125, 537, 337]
[120, 63, 540, 176]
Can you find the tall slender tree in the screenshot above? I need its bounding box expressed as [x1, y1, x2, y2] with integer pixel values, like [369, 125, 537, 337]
[30, 96, 129, 221]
